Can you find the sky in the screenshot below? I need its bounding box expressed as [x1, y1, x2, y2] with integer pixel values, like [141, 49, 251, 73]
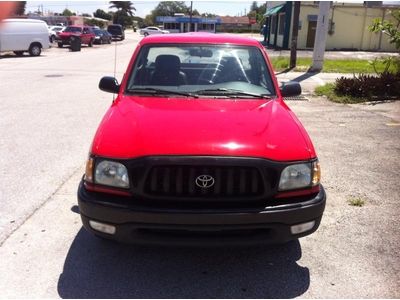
[26, 1, 271, 18]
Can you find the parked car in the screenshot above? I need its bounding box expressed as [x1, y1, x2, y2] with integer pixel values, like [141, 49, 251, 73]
[107, 24, 125, 41]
[78, 33, 326, 245]
[0, 19, 49, 56]
[93, 29, 112, 44]
[139, 26, 169, 36]
[56, 25, 95, 48]
[48, 25, 64, 43]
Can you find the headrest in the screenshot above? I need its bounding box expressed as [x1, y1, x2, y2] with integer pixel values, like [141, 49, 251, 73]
[155, 55, 181, 72]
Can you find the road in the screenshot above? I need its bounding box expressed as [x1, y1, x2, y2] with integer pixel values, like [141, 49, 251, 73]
[0, 32, 399, 298]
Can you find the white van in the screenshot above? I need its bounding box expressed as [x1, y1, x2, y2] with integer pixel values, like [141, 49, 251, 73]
[0, 19, 50, 56]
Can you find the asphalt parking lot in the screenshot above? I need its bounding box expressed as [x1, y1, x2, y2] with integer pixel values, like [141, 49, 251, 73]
[0, 31, 399, 298]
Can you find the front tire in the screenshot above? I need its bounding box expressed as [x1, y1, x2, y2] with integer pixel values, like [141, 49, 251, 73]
[88, 39, 93, 47]
[29, 44, 41, 56]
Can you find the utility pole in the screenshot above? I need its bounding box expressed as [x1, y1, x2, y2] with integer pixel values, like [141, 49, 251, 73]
[311, 1, 331, 71]
[189, 1, 193, 32]
[289, 1, 300, 69]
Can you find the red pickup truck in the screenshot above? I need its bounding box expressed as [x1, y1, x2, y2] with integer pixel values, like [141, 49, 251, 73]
[78, 33, 326, 245]
[56, 25, 95, 48]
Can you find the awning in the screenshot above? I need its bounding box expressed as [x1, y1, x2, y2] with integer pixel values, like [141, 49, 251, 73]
[264, 4, 285, 16]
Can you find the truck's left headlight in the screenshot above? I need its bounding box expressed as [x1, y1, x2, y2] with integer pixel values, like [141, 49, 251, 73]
[279, 161, 320, 191]
[94, 160, 129, 188]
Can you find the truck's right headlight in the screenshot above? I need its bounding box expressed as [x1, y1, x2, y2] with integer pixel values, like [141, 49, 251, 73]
[279, 161, 320, 191]
[94, 160, 130, 188]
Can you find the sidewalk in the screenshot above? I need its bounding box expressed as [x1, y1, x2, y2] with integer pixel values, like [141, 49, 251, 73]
[238, 33, 397, 60]
[275, 71, 350, 93]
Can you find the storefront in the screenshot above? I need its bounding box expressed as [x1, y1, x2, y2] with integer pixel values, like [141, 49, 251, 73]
[156, 16, 221, 33]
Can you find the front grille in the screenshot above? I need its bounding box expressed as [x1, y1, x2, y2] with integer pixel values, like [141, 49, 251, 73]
[144, 165, 265, 198]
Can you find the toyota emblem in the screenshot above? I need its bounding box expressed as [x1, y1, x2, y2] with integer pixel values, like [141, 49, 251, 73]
[195, 175, 215, 188]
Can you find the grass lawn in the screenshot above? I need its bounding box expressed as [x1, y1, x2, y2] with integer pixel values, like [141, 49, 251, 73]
[314, 84, 379, 104]
[270, 57, 397, 73]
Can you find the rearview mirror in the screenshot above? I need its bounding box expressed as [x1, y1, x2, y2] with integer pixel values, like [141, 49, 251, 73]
[280, 81, 301, 97]
[99, 76, 120, 94]
[189, 48, 213, 57]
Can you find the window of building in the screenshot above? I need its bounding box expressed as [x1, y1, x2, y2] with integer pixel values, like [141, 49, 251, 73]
[278, 13, 285, 35]
[271, 15, 276, 33]
[163, 23, 180, 30]
[199, 23, 215, 31]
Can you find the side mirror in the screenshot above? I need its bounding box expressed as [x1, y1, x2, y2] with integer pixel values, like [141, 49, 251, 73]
[99, 76, 120, 94]
[280, 81, 301, 97]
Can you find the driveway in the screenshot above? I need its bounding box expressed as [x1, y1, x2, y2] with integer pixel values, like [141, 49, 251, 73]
[0, 32, 399, 298]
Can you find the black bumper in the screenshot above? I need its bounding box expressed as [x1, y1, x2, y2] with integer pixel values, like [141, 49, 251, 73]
[77, 181, 326, 246]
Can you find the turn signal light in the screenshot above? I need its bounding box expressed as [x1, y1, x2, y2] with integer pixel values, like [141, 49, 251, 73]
[312, 161, 321, 186]
[85, 157, 94, 183]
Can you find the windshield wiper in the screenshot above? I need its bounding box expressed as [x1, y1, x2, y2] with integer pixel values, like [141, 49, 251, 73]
[126, 87, 198, 98]
[194, 88, 272, 99]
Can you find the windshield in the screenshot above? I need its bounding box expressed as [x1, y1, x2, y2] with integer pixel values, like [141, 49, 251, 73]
[126, 45, 276, 98]
[108, 26, 122, 34]
[64, 26, 82, 33]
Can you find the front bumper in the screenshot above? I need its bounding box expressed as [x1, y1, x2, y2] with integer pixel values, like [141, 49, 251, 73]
[78, 180, 326, 246]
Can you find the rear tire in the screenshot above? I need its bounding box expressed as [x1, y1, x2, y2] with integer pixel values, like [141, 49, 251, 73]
[57, 42, 63, 48]
[14, 51, 24, 56]
[29, 44, 41, 56]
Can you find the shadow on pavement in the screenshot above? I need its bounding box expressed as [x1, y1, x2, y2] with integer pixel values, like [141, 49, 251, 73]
[57, 228, 310, 298]
[290, 71, 321, 83]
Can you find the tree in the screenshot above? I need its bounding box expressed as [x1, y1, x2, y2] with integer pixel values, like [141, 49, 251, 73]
[369, 9, 400, 50]
[152, 1, 188, 16]
[250, 1, 258, 12]
[93, 9, 112, 20]
[113, 10, 133, 27]
[201, 12, 217, 18]
[143, 14, 154, 27]
[12, 1, 26, 15]
[109, 1, 136, 16]
[132, 16, 145, 28]
[62, 8, 74, 16]
[145, 1, 193, 25]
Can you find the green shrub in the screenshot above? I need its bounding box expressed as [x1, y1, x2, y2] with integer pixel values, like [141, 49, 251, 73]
[334, 72, 400, 100]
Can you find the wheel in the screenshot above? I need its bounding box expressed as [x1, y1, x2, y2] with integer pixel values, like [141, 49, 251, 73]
[13, 51, 24, 56]
[88, 39, 93, 47]
[107, 38, 111, 44]
[50, 35, 56, 43]
[29, 44, 41, 56]
[99, 38, 103, 45]
[57, 42, 63, 48]
[144, 32, 149, 37]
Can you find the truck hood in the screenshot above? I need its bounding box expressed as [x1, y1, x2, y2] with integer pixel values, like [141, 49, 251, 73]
[91, 95, 314, 161]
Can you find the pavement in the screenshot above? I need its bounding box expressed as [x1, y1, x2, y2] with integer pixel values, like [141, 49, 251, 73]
[240, 33, 398, 59]
[0, 31, 399, 298]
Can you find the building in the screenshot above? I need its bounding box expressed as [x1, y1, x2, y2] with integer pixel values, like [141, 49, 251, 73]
[27, 14, 111, 27]
[264, 1, 399, 52]
[156, 15, 221, 33]
[219, 16, 251, 32]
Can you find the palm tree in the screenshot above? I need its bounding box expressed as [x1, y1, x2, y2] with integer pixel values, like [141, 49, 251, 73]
[109, 1, 136, 16]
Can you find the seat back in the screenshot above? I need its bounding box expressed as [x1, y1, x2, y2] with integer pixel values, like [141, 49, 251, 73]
[150, 54, 187, 85]
[214, 56, 249, 83]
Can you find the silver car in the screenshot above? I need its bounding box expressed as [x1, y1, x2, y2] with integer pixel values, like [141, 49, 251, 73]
[139, 26, 169, 37]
